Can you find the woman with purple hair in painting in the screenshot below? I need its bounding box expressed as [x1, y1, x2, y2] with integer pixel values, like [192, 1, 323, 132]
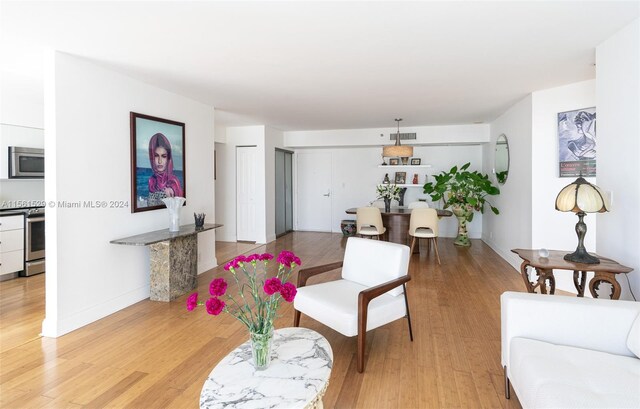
[148, 133, 183, 200]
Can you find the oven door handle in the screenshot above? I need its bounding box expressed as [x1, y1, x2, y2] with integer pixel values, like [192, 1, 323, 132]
[27, 216, 44, 223]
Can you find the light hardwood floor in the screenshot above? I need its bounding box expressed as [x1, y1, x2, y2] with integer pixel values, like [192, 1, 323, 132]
[0, 233, 526, 408]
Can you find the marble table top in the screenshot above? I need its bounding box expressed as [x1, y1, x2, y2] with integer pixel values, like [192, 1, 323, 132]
[200, 327, 333, 409]
[110, 223, 222, 246]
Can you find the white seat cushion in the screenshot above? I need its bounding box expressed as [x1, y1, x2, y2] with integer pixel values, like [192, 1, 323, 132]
[627, 314, 640, 358]
[509, 337, 640, 408]
[412, 227, 435, 238]
[294, 279, 407, 337]
[359, 226, 386, 235]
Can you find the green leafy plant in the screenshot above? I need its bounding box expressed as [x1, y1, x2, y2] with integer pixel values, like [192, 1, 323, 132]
[423, 163, 500, 215]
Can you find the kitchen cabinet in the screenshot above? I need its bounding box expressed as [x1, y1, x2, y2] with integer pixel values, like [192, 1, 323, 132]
[0, 215, 24, 276]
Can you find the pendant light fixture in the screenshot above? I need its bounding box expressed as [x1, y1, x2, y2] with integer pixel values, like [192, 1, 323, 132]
[382, 118, 414, 158]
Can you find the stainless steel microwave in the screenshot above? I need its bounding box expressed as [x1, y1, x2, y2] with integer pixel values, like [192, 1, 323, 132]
[9, 147, 44, 178]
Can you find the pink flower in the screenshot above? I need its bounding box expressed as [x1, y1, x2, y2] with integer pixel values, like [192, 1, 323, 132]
[259, 253, 274, 261]
[263, 277, 283, 295]
[224, 260, 238, 271]
[186, 292, 198, 311]
[246, 254, 258, 263]
[235, 255, 247, 264]
[209, 278, 228, 297]
[280, 282, 297, 302]
[205, 297, 225, 315]
[277, 250, 301, 267]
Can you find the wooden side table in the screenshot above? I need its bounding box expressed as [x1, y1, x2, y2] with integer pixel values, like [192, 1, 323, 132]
[511, 249, 633, 300]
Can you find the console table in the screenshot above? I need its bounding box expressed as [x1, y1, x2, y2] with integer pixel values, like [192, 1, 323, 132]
[111, 223, 222, 302]
[511, 248, 633, 300]
[200, 327, 333, 409]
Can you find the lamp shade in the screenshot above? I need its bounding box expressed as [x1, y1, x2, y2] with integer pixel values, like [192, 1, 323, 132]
[382, 145, 414, 158]
[555, 177, 609, 213]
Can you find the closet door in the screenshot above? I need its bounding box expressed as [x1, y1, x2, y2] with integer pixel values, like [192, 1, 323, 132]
[237, 146, 258, 241]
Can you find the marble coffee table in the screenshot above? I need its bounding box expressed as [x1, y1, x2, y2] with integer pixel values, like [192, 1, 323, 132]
[200, 327, 333, 409]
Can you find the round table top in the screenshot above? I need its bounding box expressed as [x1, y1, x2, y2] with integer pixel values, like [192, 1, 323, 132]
[200, 327, 333, 409]
[346, 207, 453, 217]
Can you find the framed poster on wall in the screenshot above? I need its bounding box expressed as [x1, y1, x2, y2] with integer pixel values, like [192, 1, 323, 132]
[558, 107, 596, 177]
[130, 112, 186, 213]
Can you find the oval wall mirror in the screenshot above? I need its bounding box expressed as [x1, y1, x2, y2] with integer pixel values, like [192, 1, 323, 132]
[495, 134, 509, 185]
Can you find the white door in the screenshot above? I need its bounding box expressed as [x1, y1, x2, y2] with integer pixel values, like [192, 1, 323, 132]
[297, 151, 332, 232]
[237, 146, 258, 241]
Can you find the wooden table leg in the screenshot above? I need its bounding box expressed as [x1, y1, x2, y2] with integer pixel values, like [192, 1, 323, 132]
[519, 262, 534, 293]
[589, 272, 621, 300]
[535, 268, 555, 295]
[573, 270, 587, 297]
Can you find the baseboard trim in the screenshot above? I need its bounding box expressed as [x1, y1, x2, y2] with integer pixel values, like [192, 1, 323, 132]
[41, 285, 150, 338]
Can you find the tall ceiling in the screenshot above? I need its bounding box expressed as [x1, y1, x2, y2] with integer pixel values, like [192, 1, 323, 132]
[1, 1, 638, 130]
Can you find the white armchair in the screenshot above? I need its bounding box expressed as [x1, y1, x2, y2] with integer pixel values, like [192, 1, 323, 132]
[501, 291, 640, 408]
[293, 237, 412, 372]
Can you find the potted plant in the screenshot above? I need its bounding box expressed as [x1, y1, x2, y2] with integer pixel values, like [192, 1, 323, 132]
[423, 163, 500, 246]
[376, 184, 401, 212]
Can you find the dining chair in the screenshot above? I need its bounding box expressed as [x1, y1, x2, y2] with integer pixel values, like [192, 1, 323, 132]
[408, 208, 441, 264]
[408, 201, 429, 209]
[293, 237, 413, 372]
[356, 207, 386, 240]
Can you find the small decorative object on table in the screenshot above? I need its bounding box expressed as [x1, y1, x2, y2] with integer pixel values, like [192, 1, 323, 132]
[382, 173, 390, 184]
[411, 158, 421, 165]
[376, 184, 401, 212]
[389, 158, 400, 166]
[194, 212, 206, 229]
[161, 197, 185, 232]
[187, 250, 301, 370]
[412, 173, 418, 184]
[401, 157, 410, 165]
[538, 248, 549, 258]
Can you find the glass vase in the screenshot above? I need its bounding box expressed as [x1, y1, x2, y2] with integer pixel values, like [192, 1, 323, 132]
[250, 328, 274, 370]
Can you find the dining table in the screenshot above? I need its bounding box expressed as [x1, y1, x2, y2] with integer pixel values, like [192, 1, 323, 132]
[345, 207, 452, 247]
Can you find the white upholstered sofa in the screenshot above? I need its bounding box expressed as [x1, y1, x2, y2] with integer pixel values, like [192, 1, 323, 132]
[501, 291, 640, 408]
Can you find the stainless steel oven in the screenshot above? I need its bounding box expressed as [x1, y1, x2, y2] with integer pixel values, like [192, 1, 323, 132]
[9, 147, 45, 179]
[23, 209, 45, 276]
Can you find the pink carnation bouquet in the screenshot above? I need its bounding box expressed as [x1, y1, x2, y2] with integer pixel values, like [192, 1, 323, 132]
[186, 250, 301, 336]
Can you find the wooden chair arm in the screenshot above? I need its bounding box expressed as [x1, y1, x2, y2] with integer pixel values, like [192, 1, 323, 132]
[296, 261, 344, 288]
[358, 275, 411, 305]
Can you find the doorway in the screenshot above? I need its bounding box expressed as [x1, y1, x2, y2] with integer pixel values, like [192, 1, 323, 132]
[275, 149, 294, 237]
[296, 151, 332, 232]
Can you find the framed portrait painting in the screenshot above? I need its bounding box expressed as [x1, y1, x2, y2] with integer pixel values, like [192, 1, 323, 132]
[394, 172, 406, 184]
[130, 112, 186, 213]
[558, 107, 596, 177]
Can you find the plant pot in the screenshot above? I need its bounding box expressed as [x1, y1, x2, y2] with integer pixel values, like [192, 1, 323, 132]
[452, 205, 473, 246]
[250, 327, 274, 370]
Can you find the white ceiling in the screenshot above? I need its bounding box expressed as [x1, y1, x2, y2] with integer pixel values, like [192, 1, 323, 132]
[1, 1, 638, 131]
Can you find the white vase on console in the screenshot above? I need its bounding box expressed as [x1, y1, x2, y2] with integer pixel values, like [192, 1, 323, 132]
[162, 197, 185, 232]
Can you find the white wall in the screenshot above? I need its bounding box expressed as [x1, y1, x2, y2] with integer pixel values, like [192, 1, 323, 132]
[531, 80, 596, 250]
[596, 19, 639, 300]
[285, 124, 489, 147]
[215, 126, 267, 243]
[483, 95, 533, 269]
[296, 144, 484, 238]
[1, 70, 44, 129]
[42, 52, 216, 337]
